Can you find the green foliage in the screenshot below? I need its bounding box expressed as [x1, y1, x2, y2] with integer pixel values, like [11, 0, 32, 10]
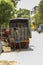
[38, 0, 43, 23]
[0, 0, 14, 25]
[32, 0, 43, 26]
[33, 11, 41, 24]
[21, 15, 29, 18]
[16, 8, 30, 18]
[11, 0, 20, 7]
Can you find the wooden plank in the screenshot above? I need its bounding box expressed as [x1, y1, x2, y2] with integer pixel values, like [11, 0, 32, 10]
[2, 46, 11, 52]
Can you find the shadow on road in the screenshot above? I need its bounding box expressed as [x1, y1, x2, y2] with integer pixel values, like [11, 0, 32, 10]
[15, 45, 35, 52]
[15, 47, 34, 52]
[2, 45, 34, 53]
[29, 45, 35, 47]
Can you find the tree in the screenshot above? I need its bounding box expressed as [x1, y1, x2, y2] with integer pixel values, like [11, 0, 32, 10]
[16, 8, 30, 18]
[32, 11, 41, 29]
[33, 11, 40, 23]
[11, 0, 21, 18]
[38, 0, 43, 23]
[21, 15, 29, 18]
[0, 0, 14, 25]
[11, 0, 20, 7]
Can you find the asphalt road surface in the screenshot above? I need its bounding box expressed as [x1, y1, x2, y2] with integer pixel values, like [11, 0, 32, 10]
[0, 31, 43, 65]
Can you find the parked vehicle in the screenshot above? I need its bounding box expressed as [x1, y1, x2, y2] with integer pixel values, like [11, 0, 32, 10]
[37, 24, 43, 33]
[8, 18, 31, 49]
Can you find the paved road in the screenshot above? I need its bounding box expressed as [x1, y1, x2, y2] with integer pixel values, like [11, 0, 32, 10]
[0, 31, 43, 65]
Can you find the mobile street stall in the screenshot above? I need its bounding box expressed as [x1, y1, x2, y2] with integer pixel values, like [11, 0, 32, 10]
[8, 18, 31, 49]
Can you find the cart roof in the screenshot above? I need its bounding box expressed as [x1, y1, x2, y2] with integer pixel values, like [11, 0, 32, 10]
[9, 18, 29, 23]
[10, 18, 29, 20]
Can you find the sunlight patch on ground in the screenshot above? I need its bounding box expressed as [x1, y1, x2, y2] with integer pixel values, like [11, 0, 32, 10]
[0, 60, 20, 65]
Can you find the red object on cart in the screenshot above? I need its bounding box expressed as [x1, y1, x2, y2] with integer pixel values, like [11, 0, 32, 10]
[4, 29, 9, 36]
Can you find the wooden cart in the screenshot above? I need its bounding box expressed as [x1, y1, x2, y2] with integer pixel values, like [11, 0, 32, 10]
[8, 18, 31, 49]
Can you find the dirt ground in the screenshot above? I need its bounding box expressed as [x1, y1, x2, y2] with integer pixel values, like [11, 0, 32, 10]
[0, 60, 17, 65]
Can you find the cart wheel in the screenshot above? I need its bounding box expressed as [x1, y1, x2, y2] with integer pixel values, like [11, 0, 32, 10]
[2, 49, 4, 52]
[24, 43, 29, 48]
[21, 42, 29, 49]
[39, 31, 40, 33]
